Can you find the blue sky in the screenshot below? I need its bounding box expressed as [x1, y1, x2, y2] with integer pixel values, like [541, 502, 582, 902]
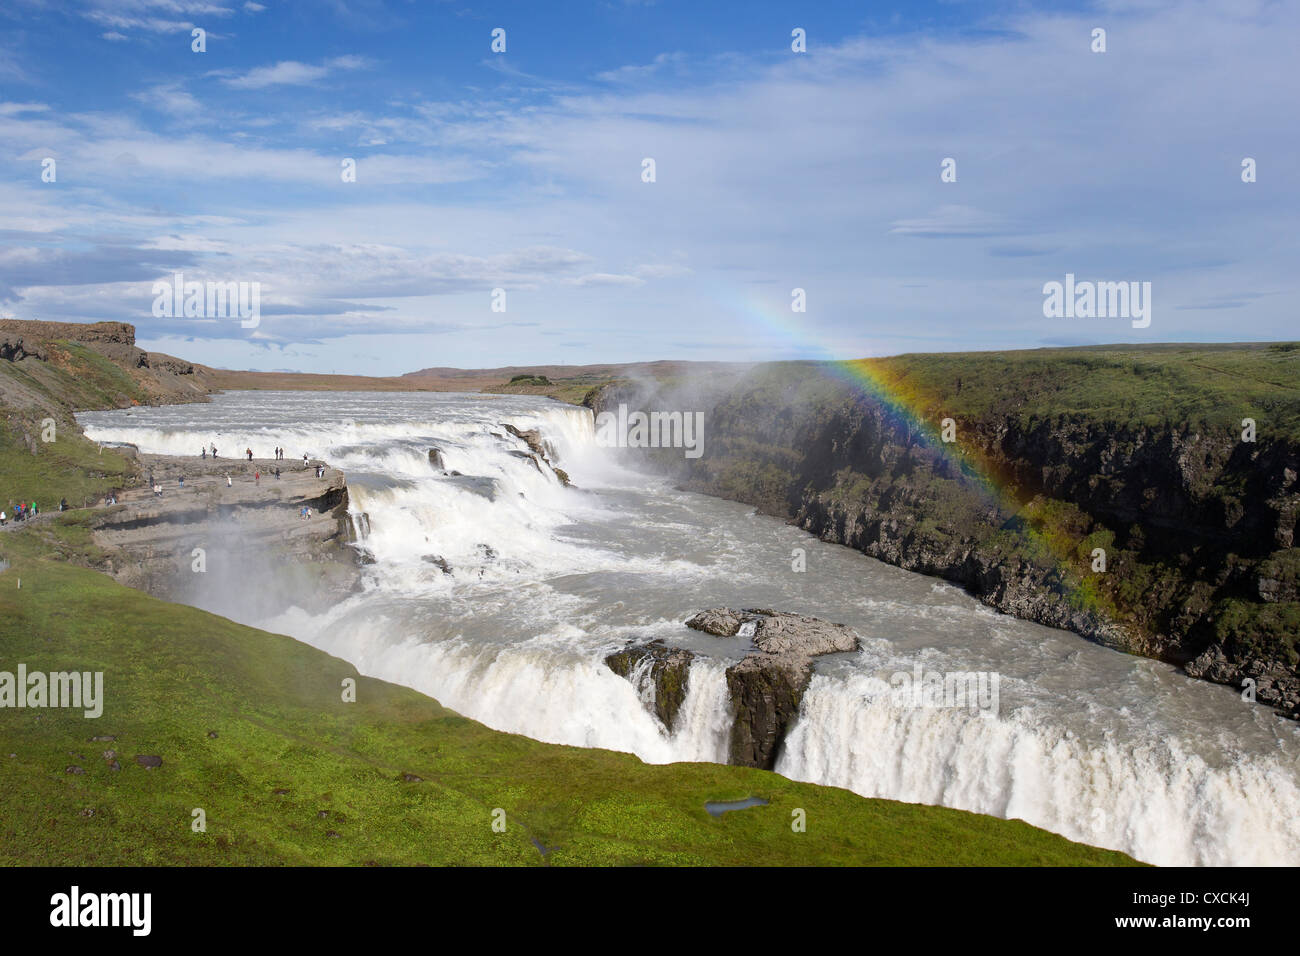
[0, 0, 1296, 374]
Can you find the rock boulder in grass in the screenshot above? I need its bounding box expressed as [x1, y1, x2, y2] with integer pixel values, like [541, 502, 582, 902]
[604, 639, 695, 732]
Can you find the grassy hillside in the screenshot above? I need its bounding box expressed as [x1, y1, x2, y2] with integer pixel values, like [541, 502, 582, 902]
[859, 342, 1300, 434]
[0, 535, 1138, 866]
[0, 342, 146, 510]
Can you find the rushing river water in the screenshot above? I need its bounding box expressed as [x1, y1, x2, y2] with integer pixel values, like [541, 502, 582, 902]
[78, 390, 1300, 866]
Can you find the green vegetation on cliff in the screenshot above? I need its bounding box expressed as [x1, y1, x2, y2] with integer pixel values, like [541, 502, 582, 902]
[0, 339, 146, 509]
[884, 342, 1300, 432]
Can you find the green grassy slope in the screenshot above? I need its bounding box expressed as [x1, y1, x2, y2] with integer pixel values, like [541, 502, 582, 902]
[870, 342, 1300, 433]
[0, 544, 1139, 866]
[0, 341, 143, 509]
[0, 421, 135, 513]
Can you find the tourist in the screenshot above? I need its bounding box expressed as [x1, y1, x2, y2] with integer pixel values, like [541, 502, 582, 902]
[255, 469, 260, 486]
[226, 474, 232, 487]
[246, 447, 253, 462]
[201, 447, 206, 459]
[179, 475, 184, 488]
[303, 453, 309, 467]
[59, 498, 67, 512]
[211, 444, 218, 458]
[1, 511, 6, 526]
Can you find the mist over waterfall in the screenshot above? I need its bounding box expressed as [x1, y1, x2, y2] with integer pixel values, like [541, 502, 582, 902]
[78, 390, 1300, 866]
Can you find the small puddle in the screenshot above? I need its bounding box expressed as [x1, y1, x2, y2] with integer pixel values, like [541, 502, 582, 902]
[705, 796, 770, 817]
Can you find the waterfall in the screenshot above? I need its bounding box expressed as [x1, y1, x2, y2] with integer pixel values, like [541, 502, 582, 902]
[77, 390, 1300, 866]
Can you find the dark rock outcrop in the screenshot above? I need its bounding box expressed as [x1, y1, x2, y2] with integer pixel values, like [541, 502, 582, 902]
[501, 423, 549, 459]
[501, 422, 572, 486]
[724, 653, 811, 770]
[607, 608, 860, 769]
[1185, 645, 1300, 714]
[422, 554, 453, 574]
[0, 336, 46, 362]
[604, 639, 693, 732]
[686, 608, 860, 769]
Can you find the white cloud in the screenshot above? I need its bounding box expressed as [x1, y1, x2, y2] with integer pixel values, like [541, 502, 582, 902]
[633, 262, 692, 279]
[566, 273, 645, 287]
[0, 102, 51, 116]
[84, 12, 196, 33]
[595, 52, 686, 84]
[131, 83, 202, 116]
[222, 56, 370, 90]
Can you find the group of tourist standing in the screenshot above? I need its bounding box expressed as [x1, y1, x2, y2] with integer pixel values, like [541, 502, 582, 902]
[200, 445, 309, 466]
[0, 501, 38, 525]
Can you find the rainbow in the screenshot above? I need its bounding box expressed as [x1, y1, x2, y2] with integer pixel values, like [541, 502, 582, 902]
[725, 290, 1105, 618]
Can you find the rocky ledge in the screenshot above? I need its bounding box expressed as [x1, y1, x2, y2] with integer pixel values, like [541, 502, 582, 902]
[88, 450, 362, 614]
[605, 608, 860, 770]
[500, 423, 571, 487]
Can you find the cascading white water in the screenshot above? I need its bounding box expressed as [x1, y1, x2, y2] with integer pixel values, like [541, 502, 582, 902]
[777, 671, 1300, 866]
[78, 390, 1300, 866]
